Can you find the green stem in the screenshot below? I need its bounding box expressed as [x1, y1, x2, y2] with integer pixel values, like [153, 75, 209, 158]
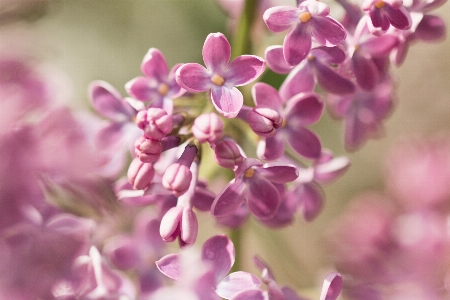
[229, 227, 243, 273]
[231, 0, 260, 59]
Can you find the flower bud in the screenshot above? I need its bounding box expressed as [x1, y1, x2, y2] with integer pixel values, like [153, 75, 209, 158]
[143, 108, 173, 140]
[162, 163, 192, 197]
[159, 206, 198, 247]
[192, 113, 224, 145]
[214, 139, 244, 169]
[135, 136, 162, 163]
[127, 157, 155, 189]
[248, 106, 282, 137]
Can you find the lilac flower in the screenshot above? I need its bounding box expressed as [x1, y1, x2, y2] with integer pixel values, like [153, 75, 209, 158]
[156, 234, 261, 299]
[287, 150, 350, 221]
[176, 32, 265, 118]
[0, 212, 92, 299]
[89, 80, 142, 153]
[348, 18, 398, 90]
[362, 0, 412, 35]
[211, 157, 298, 220]
[263, 0, 347, 66]
[327, 77, 394, 151]
[232, 256, 342, 300]
[242, 82, 324, 160]
[125, 48, 185, 114]
[52, 246, 136, 299]
[265, 45, 355, 95]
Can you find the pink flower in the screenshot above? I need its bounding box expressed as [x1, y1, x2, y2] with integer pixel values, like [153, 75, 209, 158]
[176, 32, 265, 118]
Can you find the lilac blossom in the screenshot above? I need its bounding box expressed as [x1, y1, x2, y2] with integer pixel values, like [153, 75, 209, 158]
[89, 80, 142, 154]
[156, 234, 261, 299]
[232, 256, 342, 300]
[348, 17, 398, 90]
[192, 112, 224, 146]
[241, 82, 324, 160]
[176, 32, 265, 118]
[265, 45, 355, 95]
[326, 77, 394, 151]
[362, 0, 412, 35]
[263, 0, 347, 66]
[211, 157, 298, 220]
[125, 48, 185, 114]
[287, 150, 350, 221]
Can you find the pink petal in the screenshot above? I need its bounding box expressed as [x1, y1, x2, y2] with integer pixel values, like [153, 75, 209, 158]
[155, 254, 181, 281]
[252, 82, 282, 109]
[415, 15, 446, 41]
[314, 156, 351, 183]
[258, 163, 299, 184]
[176, 63, 212, 92]
[310, 46, 346, 64]
[385, 5, 412, 30]
[285, 92, 324, 126]
[265, 45, 293, 74]
[225, 55, 265, 86]
[279, 63, 315, 101]
[284, 23, 312, 66]
[312, 59, 355, 95]
[232, 289, 268, 300]
[247, 177, 281, 220]
[360, 34, 398, 57]
[257, 135, 286, 161]
[89, 80, 134, 122]
[125, 76, 158, 101]
[141, 48, 169, 81]
[310, 16, 347, 46]
[216, 272, 262, 299]
[299, 183, 324, 221]
[352, 52, 379, 91]
[263, 6, 300, 32]
[159, 206, 183, 242]
[192, 186, 216, 211]
[211, 180, 247, 217]
[286, 127, 322, 159]
[201, 235, 235, 281]
[211, 86, 243, 118]
[319, 272, 342, 300]
[202, 33, 231, 73]
[167, 63, 186, 99]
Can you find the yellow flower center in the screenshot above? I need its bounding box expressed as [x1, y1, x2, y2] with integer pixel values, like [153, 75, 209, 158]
[299, 12, 312, 23]
[211, 74, 225, 86]
[307, 55, 316, 61]
[158, 83, 169, 96]
[244, 168, 255, 178]
[375, 1, 385, 8]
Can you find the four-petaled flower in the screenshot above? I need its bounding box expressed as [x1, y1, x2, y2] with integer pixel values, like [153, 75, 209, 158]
[176, 32, 266, 118]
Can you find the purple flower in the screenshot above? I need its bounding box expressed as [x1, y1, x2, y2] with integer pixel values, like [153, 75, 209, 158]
[349, 18, 398, 90]
[266, 45, 355, 95]
[362, 0, 412, 35]
[211, 158, 298, 220]
[327, 77, 394, 151]
[176, 32, 265, 118]
[125, 48, 185, 114]
[243, 82, 324, 160]
[156, 234, 261, 299]
[263, 0, 347, 66]
[288, 150, 350, 221]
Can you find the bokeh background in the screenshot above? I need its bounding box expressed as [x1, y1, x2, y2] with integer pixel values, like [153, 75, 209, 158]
[1, 0, 449, 296]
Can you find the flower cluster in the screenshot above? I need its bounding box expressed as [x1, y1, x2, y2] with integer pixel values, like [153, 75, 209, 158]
[0, 0, 447, 299]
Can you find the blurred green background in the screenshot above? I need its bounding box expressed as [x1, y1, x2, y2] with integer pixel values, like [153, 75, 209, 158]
[2, 0, 449, 295]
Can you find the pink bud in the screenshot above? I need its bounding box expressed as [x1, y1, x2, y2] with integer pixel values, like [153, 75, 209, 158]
[192, 113, 224, 144]
[135, 136, 162, 163]
[162, 163, 192, 197]
[214, 139, 244, 169]
[248, 106, 282, 138]
[159, 206, 198, 247]
[135, 110, 148, 130]
[143, 108, 173, 140]
[127, 157, 155, 189]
